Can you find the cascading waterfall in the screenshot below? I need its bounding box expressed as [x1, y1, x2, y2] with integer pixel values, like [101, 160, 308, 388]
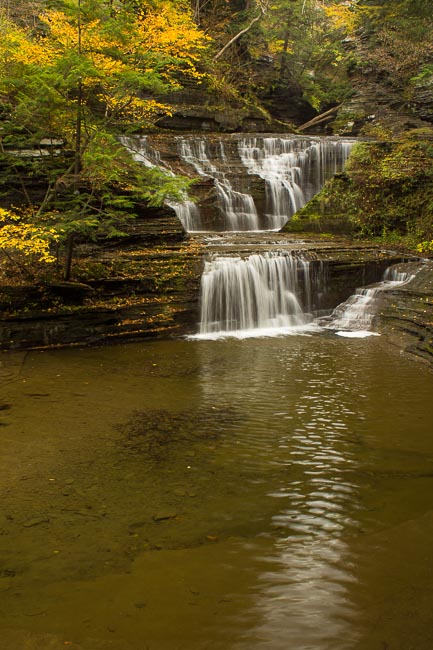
[175, 138, 261, 231]
[119, 135, 204, 231]
[119, 135, 162, 168]
[120, 133, 417, 344]
[238, 137, 353, 230]
[322, 266, 414, 337]
[177, 135, 354, 232]
[193, 257, 415, 340]
[194, 252, 323, 339]
[168, 200, 201, 233]
[121, 134, 355, 233]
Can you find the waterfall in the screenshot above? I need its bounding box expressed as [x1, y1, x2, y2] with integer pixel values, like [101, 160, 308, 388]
[119, 135, 162, 168]
[238, 137, 353, 230]
[167, 200, 201, 232]
[193, 252, 323, 339]
[176, 135, 354, 232]
[175, 138, 260, 231]
[121, 134, 355, 233]
[119, 135, 206, 232]
[322, 266, 414, 338]
[192, 257, 415, 340]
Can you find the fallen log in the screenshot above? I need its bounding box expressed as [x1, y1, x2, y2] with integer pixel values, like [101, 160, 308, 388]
[298, 104, 342, 132]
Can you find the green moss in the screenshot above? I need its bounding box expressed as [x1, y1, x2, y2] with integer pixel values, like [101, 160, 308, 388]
[283, 176, 356, 234]
[284, 135, 433, 249]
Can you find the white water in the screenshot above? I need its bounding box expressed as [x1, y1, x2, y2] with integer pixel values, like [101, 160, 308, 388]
[193, 258, 414, 340]
[178, 135, 354, 232]
[238, 137, 354, 231]
[121, 135, 355, 233]
[119, 135, 162, 168]
[193, 252, 323, 339]
[323, 267, 414, 338]
[177, 138, 260, 231]
[119, 136, 201, 230]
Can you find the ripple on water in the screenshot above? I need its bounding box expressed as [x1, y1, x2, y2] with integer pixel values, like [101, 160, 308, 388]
[1, 335, 433, 649]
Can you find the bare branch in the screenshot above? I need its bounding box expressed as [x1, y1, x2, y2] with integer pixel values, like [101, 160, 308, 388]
[213, 10, 264, 62]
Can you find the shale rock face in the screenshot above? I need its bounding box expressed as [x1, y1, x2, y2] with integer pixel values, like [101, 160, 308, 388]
[0, 231, 414, 351]
[338, 79, 429, 135]
[0, 242, 204, 350]
[411, 78, 433, 124]
[375, 261, 433, 365]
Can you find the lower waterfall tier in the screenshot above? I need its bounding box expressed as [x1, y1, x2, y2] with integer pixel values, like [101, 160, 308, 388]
[196, 252, 324, 337]
[193, 252, 416, 340]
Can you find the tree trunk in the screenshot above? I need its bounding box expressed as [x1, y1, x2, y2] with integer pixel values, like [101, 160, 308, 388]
[75, 0, 83, 182]
[279, 11, 294, 82]
[75, 79, 83, 180]
[63, 234, 75, 281]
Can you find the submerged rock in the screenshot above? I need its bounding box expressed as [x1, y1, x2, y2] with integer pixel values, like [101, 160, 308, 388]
[22, 517, 50, 528]
[153, 511, 177, 522]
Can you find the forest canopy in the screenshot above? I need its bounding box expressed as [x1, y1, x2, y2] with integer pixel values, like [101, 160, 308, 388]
[0, 0, 209, 277]
[1, 0, 433, 278]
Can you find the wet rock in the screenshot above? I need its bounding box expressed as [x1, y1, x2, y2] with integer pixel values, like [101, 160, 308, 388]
[0, 241, 202, 350]
[375, 261, 433, 366]
[129, 521, 147, 530]
[153, 511, 177, 522]
[22, 517, 50, 528]
[0, 569, 16, 577]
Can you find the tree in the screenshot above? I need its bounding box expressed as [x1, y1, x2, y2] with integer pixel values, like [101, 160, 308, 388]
[0, 0, 209, 278]
[0, 207, 59, 279]
[212, 0, 270, 62]
[262, 0, 354, 111]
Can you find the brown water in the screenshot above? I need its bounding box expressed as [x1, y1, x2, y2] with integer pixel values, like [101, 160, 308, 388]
[1, 335, 433, 650]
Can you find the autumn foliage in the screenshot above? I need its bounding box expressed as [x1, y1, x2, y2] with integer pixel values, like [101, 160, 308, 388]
[0, 0, 209, 277]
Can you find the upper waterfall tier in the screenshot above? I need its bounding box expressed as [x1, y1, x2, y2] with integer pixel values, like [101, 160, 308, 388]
[121, 134, 355, 233]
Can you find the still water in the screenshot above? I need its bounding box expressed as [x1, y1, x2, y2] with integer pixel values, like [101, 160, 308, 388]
[1, 334, 433, 650]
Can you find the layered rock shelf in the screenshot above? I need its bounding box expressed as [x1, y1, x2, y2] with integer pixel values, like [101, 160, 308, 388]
[1, 232, 429, 363]
[1, 133, 432, 367]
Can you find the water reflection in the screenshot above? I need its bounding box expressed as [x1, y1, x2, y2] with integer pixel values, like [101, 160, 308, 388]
[246, 538, 357, 650]
[195, 339, 367, 648]
[1, 336, 433, 649]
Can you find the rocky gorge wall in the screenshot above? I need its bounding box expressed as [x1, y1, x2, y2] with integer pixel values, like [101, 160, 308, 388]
[375, 261, 433, 365]
[1, 133, 432, 367]
[0, 239, 203, 350]
[0, 232, 417, 353]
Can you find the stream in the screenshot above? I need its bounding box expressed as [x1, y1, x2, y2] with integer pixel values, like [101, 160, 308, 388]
[1, 333, 433, 650]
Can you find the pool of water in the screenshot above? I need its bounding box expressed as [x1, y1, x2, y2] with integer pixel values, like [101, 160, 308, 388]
[1, 334, 433, 650]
